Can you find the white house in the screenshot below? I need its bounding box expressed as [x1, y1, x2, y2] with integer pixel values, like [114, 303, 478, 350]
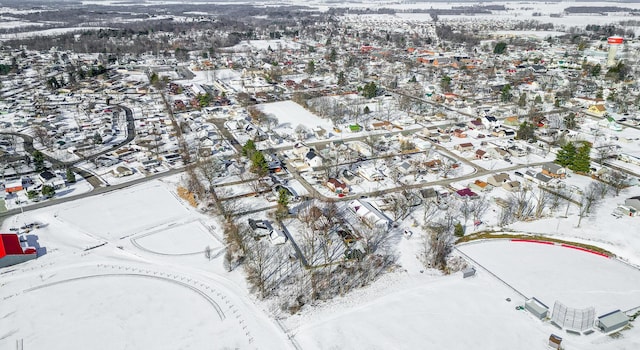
[348, 199, 392, 228]
[358, 166, 384, 182]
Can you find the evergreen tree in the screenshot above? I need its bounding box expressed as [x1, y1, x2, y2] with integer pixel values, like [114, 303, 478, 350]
[534, 95, 542, 104]
[305, 60, 315, 75]
[501, 84, 512, 103]
[361, 81, 378, 99]
[555, 142, 576, 167]
[42, 185, 56, 198]
[32, 150, 45, 171]
[328, 47, 337, 62]
[241, 139, 257, 158]
[440, 75, 451, 92]
[66, 168, 76, 183]
[275, 188, 290, 220]
[570, 143, 592, 173]
[493, 42, 507, 54]
[518, 92, 527, 107]
[337, 71, 346, 86]
[250, 151, 268, 177]
[516, 122, 536, 140]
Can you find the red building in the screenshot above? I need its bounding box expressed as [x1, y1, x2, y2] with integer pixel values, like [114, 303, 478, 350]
[0, 234, 37, 268]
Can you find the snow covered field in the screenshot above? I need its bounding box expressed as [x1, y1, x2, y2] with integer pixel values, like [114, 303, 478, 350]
[287, 269, 640, 350]
[0, 179, 293, 350]
[459, 240, 640, 312]
[257, 100, 335, 134]
[55, 183, 189, 239]
[132, 220, 222, 255]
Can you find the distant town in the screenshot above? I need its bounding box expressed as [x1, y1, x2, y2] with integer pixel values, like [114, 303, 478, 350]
[2, 1, 640, 349]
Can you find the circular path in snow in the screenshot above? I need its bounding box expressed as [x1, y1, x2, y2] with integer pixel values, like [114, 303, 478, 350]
[10, 274, 242, 350]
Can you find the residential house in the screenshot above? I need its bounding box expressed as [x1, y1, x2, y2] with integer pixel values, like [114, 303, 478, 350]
[291, 142, 311, 160]
[542, 163, 566, 178]
[586, 104, 607, 117]
[4, 180, 23, 194]
[358, 166, 384, 182]
[327, 178, 349, 194]
[305, 149, 323, 169]
[424, 159, 442, 173]
[469, 179, 492, 193]
[468, 119, 484, 130]
[475, 149, 489, 160]
[348, 199, 392, 228]
[248, 219, 272, 237]
[454, 142, 474, 152]
[456, 188, 478, 199]
[503, 116, 520, 127]
[113, 166, 134, 177]
[483, 115, 499, 128]
[340, 169, 362, 185]
[502, 181, 521, 192]
[487, 173, 511, 187]
[453, 129, 467, 138]
[437, 134, 451, 143]
[486, 147, 510, 160]
[38, 170, 65, 189]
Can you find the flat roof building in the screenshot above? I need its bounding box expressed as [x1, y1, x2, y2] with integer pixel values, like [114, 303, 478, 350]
[596, 310, 629, 334]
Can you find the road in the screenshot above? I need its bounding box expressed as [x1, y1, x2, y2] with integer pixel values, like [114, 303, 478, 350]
[0, 167, 185, 220]
[1, 104, 135, 188]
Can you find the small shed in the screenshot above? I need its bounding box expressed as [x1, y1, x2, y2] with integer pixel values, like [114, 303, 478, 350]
[548, 334, 562, 349]
[596, 310, 629, 334]
[525, 297, 549, 320]
[462, 267, 476, 278]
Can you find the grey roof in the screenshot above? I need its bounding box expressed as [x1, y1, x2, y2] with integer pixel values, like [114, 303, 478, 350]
[598, 310, 628, 329]
[543, 163, 563, 172]
[526, 298, 549, 314]
[535, 173, 552, 183]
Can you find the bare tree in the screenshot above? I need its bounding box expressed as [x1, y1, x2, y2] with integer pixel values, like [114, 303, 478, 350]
[438, 158, 458, 179]
[534, 187, 551, 218]
[244, 238, 276, 299]
[422, 224, 453, 271]
[361, 221, 392, 255]
[386, 193, 410, 222]
[577, 182, 604, 227]
[32, 125, 52, 150]
[197, 156, 224, 192]
[606, 170, 627, 196]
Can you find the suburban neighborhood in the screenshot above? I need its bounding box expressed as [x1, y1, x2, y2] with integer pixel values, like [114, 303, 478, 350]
[2, 1, 640, 349]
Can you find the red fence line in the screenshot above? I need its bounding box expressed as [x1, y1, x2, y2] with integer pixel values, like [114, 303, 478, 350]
[510, 239, 609, 258]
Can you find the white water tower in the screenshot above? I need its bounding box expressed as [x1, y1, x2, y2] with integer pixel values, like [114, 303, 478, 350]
[607, 36, 624, 67]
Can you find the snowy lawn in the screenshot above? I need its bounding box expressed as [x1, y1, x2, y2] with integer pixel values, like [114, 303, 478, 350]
[257, 100, 335, 133]
[132, 220, 222, 255]
[458, 240, 640, 312]
[3, 275, 226, 350]
[56, 182, 189, 239]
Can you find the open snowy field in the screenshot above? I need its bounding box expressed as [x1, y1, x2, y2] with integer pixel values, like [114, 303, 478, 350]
[459, 240, 640, 313]
[257, 100, 335, 133]
[0, 179, 293, 350]
[56, 183, 189, 239]
[287, 269, 639, 350]
[132, 220, 222, 255]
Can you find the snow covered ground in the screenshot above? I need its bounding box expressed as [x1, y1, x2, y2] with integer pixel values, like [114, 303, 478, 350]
[257, 100, 335, 134]
[459, 240, 640, 312]
[287, 268, 640, 350]
[0, 178, 293, 350]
